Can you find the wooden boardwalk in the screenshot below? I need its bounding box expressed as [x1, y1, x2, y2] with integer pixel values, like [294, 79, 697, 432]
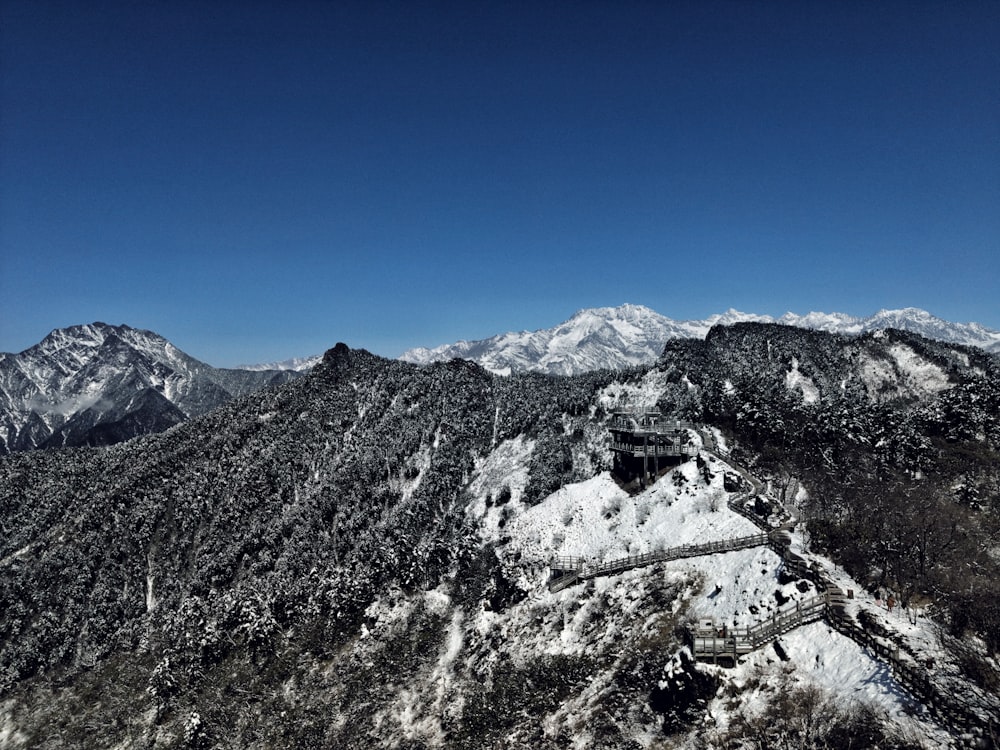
[548, 533, 770, 592]
[547, 485, 785, 594]
[545, 439, 999, 740]
[691, 592, 829, 663]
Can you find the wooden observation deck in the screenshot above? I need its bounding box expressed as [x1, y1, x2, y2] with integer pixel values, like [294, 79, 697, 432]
[609, 411, 697, 484]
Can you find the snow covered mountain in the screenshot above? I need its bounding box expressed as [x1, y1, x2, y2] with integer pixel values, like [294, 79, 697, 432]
[401, 305, 1000, 375]
[778, 307, 1000, 350]
[401, 304, 711, 376]
[237, 354, 323, 372]
[0, 322, 300, 453]
[1, 331, 997, 746]
[6, 307, 996, 453]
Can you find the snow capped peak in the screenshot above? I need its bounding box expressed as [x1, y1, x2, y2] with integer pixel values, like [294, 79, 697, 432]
[778, 311, 861, 330]
[704, 309, 775, 327]
[239, 354, 324, 372]
[401, 304, 692, 376]
[35, 322, 166, 356]
[0, 322, 303, 453]
[36, 321, 113, 354]
[400, 305, 1000, 375]
[562, 304, 667, 330]
[870, 307, 937, 326]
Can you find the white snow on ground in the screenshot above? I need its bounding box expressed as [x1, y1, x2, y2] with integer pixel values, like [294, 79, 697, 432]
[0, 701, 27, 748]
[858, 352, 900, 400]
[707, 426, 729, 455]
[363, 586, 468, 747]
[780, 622, 911, 705]
[807, 553, 1000, 724]
[888, 343, 951, 394]
[859, 344, 952, 401]
[458, 421, 987, 746]
[482, 447, 963, 744]
[681, 546, 816, 629]
[499, 456, 758, 583]
[784, 357, 820, 403]
[0, 544, 34, 569]
[701, 620, 955, 748]
[466, 435, 535, 543]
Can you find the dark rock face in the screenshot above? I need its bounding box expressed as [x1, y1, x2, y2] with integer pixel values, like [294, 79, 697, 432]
[41, 387, 187, 449]
[650, 649, 719, 733]
[0, 322, 300, 453]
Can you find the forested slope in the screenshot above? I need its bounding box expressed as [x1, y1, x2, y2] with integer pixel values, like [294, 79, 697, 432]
[0, 344, 617, 747]
[1, 329, 998, 748]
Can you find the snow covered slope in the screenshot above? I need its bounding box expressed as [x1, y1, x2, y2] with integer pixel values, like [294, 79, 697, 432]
[1, 341, 996, 747]
[463, 449, 962, 747]
[401, 305, 1000, 375]
[0, 322, 300, 452]
[780, 307, 1000, 352]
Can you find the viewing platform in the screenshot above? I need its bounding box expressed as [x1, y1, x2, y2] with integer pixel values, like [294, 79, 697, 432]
[609, 411, 697, 484]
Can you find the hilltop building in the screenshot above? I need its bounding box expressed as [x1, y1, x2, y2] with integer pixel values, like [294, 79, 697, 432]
[609, 411, 697, 486]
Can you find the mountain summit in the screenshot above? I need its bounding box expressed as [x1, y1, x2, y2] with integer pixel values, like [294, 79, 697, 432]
[401, 305, 1000, 375]
[0, 322, 300, 453]
[402, 304, 696, 376]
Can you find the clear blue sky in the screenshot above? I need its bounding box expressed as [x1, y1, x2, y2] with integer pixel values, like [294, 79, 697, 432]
[2, 1, 998, 366]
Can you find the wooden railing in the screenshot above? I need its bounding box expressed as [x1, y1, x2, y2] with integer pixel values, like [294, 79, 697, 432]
[726, 492, 769, 530]
[609, 442, 699, 457]
[824, 604, 998, 737]
[692, 593, 829, 662]
[544, 441, 999, 739]
[548, 533, 769, 591]
[609, 416, 697, 432]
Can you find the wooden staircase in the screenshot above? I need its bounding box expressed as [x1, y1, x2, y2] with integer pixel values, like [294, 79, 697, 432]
[544, 440, 999, 740]
[691, 593, 829, 664]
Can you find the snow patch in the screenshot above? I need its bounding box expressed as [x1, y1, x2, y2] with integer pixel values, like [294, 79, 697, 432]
[888, 343, 951, 394]
[858, 352, 898, 399]
[708, 622, 954, 747]
[0, 701, 27, 748]
[499, 456, 759, 589]
[466, 436, 535, 543]
[596, 369, 668, 413]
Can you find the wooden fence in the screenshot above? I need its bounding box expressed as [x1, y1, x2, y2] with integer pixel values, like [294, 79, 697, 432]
[545, 447, 999, 740]
[692, 593, 828, 663]
[548, 533, 770, 591]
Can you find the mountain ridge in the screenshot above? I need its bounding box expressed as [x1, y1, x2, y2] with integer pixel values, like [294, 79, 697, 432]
[401, 304, 1000, 375]
[4, 306, 997, 452]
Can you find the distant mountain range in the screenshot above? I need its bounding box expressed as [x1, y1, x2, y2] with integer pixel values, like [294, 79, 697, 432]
[237, 354, 324, 372]
[400, 305, 1000, 375]
[2, 307, 997, 453]
[0, 322, 300, 453]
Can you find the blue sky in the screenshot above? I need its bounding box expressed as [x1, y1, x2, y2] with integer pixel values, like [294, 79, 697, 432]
[2, 1, 998, 367]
